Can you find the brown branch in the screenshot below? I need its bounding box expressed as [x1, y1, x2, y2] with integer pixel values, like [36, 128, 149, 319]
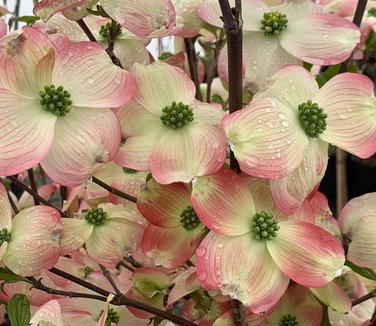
[0, 179, 19, 214]
[124, 255, 143, 268]
[184, 38, 202, 101]
[91, 176, 137, 203]
[352, 288, 376, 307]
[218, 1, 245, 325]
[99, 264, 122, 295]
[76, 19, 123, 68]
[118, 261, 135, 272]
[106, 20, 123, 68]
[7, 176, 66, 217]
[48, 268, 197, 325]
[27, 169, 39, 205]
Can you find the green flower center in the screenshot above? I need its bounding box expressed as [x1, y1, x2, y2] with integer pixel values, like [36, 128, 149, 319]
[261, 11, 288, 36]
[160, 102, 194, 129]
[82, 266, 94, 278]
[99, 22, 122, 39]
[105, 308, 120, 325]
[369, 8, 376, 17]
[180, 206, 201, 231]
[279, 314, 299, 326]
[123, 167, 137, 174]
[298, 100, 327, 138]
[252, 211, 279, 241]
[0, 228, 11, 245]
[158, 51, 174, 60]
[39, 85, 72, 117]
[85, 208, 107, 226]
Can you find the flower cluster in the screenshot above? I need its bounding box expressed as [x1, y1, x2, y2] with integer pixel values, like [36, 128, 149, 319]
[0, 0, 374, 325]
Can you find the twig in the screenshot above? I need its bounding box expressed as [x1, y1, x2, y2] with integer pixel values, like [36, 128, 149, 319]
[76, 19, 123, 68]
[27, 169, 39, 205]
[7, 176, 66, 217]
[99, 264, 122, 295]
[106, 20, 123, 68]
[60, 185, 67, 209]
[91, 176, 137, 203]
[218, 1, 245, 325]
[48, 268, 197, 325]
[219, 0, 242, 173]
[335, 0, 368, 212]
[352, 288, 376, 307]
[118, 261, 135, 272]
[124, 255, 143, 268]
[184, 38, 202, 101]
[13, 0, 21, 30]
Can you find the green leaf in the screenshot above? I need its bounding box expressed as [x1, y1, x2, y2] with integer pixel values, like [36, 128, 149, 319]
[8, 15, 40, 30]
[316, 64, 340, 87]
[7, 294, 31, 326]
[345, 260, 376, 281]
[0, 267, 26, 283]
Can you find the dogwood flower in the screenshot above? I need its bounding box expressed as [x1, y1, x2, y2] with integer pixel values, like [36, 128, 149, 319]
[0, 27, 134, 186]
[137, 179, 207, 269]
[59, 203, 145, 267]
[0, 182, 62, 276]
[223, 66, 376, 182]
[199, 0, 360, 89]
[339, 192, 376, 268]
[30, 300, 64, 326]
[115, 61, 227, 184]
[191, 169, 345, 312]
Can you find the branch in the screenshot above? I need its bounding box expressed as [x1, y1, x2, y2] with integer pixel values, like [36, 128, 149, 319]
[13, 0, 21, 30]
[48, 268, 197, 326]
[7, 176, 66, 217]
[76, 19, 123, 68]
[184, 38, 202, 101]
[91, 176, 137, 203]
[218, 1, 245, 325]
[0, 179, 19, 214]
[27, 169, 40, 205]
[352, 288, 376, 307]
[99, 264, 122, 295]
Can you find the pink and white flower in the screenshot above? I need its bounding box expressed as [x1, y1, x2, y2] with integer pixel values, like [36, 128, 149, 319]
[0, 182, 62, 276]
[192, 169, 345, 312]
[115, 61, 227, 184]
[60, 203, 145, 267]
[223, 65, 376, 184]
[0, 27, 134, 186]
[137, 179, 207, 269]
[199, 0, 360, 89]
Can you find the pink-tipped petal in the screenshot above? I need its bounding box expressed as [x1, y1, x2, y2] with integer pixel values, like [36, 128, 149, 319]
[30, 300, 63, 326]
[102, 0, 176, 37]
[0, 183, 12, 230]
[86, 218, 144, 268]
[267, 221, 345, 288]
[0, 27, 55, 97]
[315, 73, 376, 159]
[277, 1, 323, 22]
[113, 39, 150, 70]
[191, 170, 255, 236]
[279, 14, 360, 65]
[196, 232, 289, 312]
[167, 268, 200, 306]
[3, 206, 62, 276]
[222, 98, 309, 179]
[137, 180, 191, 228]
[241, 33, 301, 90]
[132, 62, 195, 116]
[191, 102, 226, 126]
[0, 89, 56, 176]
[115, 102, 167, 171]
[141, 223, 205, 269]
[271, 139, 329, 214]
[150, 123, 226, 184]
[254, 65, 319, 109]
[33, 0, 87, 21]
[41, 107, 121, 187]
[60, 218, 93, 255]
[53, 42, 135, 108]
